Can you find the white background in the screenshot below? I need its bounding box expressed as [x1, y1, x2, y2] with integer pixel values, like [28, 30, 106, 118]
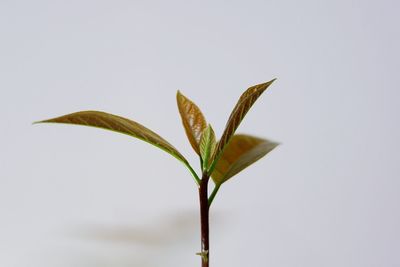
[1, 1, 399, 266]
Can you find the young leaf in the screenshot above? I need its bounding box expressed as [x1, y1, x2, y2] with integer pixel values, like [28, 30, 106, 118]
[210, 79, 276, 171]
[35, 111, 200, 184]
[199, 124, 217, 172]
[176, 91, 207, 155]
[211, 134, 279, 185]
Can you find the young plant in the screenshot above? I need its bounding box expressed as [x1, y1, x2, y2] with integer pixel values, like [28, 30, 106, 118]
[35, 79, 279, 267]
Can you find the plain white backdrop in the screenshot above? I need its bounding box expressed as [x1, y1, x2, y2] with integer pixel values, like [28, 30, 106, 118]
[1, 0, 399, 266]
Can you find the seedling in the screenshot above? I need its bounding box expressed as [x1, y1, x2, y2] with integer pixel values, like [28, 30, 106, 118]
[35, 79, 279, 266]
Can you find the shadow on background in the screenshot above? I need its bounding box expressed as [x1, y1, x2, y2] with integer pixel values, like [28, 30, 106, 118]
[69, 211, 223, 267]
[77, 212, 198, 246]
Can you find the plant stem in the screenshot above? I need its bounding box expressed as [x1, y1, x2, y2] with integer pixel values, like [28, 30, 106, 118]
[208, 184, 220, 208]
[185, 162, 201, 186]
[199, 173, 210, 267]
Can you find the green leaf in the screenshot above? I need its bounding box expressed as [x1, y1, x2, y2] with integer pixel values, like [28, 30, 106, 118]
[35, 110, 200, 184]
[211, 134, 279, 185]
[199, 124, 217, 172]
[210, 79, 276, 172]
[176, 91, 207, 155]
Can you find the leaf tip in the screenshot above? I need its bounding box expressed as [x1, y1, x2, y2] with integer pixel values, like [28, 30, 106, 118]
[176, 90, 183, 98]
[33, 116, 59, 125]
[261, 78, 277, 88]
[32, 119, 47, 125]
[270, 141, 281, 149]
[176, 90, 188, 105]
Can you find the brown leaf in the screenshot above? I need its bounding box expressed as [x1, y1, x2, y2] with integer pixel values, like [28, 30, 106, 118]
[211, 79, 276, 170]
[211, 134, 279, 185]
[35, 110, 188, 163]
[176, 91, 207, 155]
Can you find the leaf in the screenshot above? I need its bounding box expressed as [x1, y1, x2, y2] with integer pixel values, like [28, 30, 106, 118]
[210, 79, 276, 171]
[35, 110, 201, 184]
[211, 134, 279, 185]
[199, 124, 217, 172]
[176, 91, 207, 155]
[35, 110, 188, 164]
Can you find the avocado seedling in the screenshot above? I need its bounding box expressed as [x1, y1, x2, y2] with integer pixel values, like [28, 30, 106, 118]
[35, 79, 279, 267]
